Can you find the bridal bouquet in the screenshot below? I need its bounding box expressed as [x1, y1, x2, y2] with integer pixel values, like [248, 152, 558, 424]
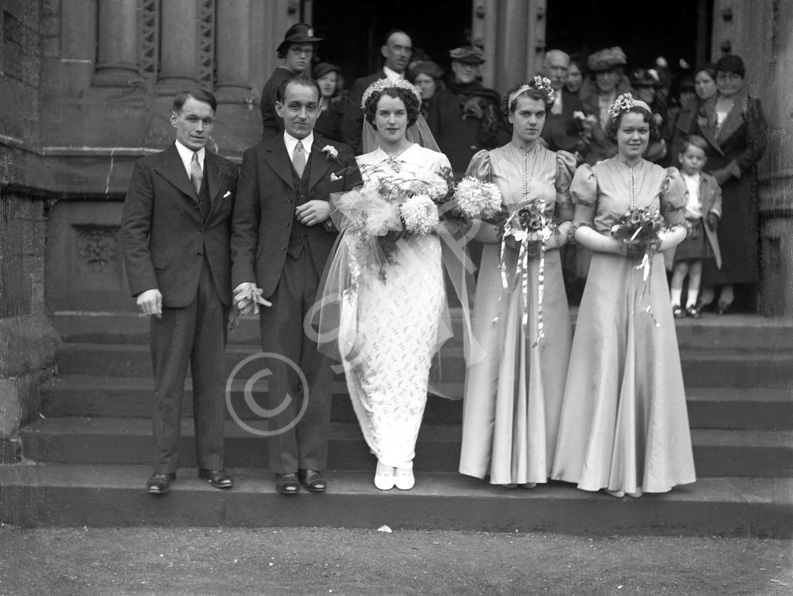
[333, 162, 454, 278]
[449, 176, 503, 222]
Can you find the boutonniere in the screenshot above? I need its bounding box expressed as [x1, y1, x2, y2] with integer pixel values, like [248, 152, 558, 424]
[322, 145, 340, 161]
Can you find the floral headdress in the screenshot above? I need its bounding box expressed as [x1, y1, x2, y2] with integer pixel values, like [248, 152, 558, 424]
[507, 76, 556, 108]
[607, 93, 652, 121]
[360, 78, 423, 109]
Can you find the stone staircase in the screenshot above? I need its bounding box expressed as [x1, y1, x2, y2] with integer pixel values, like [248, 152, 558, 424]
[1, 311, 792, 536]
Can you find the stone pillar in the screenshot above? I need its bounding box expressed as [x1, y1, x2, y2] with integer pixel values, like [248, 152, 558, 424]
[215, 0, 251, 103]
[473, 0, 546, 94]
[92, 0, 139, 86]
[713, 1, 793, 317]
[157, 0, 200, 95]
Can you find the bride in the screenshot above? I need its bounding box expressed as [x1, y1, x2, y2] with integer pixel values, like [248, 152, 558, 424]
[318, 79, 454, 491]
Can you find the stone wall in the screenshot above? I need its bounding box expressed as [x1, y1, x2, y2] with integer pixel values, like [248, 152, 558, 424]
[0, 0, 59, 460]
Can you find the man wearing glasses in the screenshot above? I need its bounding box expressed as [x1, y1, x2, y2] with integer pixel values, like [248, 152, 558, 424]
[261, 23, 323, 139]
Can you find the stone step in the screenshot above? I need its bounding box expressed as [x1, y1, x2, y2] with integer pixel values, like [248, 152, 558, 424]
[50, 311, 793, 351]
[41, 376, 793, 431]
[40, 375, 463, 424]
[53, 342, 793, 387]
[18, 418, 793, 478]
[1, 463, 790, 537]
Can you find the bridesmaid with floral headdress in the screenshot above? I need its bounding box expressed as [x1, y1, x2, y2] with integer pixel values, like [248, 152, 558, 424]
[459, 77, 575, 488]
[551, 93, 696, 498]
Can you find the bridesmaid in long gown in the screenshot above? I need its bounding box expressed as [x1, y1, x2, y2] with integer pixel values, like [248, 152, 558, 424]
[459, 80, 575, 487]
[551, 94, 696, 498]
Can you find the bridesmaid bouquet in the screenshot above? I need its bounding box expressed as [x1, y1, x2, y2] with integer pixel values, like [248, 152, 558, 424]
[499, 202, 560, 348]
[502, 202, 558, 256]
[610, 207, 666, 259]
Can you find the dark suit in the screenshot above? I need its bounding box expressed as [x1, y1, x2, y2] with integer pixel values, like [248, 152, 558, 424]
[231, 133, 362, 474]
[121, 143, 238, 473]
[341, 70, 386, 155]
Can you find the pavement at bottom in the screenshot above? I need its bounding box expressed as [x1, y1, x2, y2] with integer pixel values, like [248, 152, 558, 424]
[0, 525, 790, 596]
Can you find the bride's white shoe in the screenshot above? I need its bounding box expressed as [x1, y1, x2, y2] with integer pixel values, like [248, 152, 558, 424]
[374, 462, 395, 491]
[394, 467, 415, 491]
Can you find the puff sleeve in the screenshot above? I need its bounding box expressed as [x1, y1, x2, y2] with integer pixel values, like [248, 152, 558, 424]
[464, 149, 492, 182]
[660, 167, 688, 226]
[570, 163, 598, 225]
[554, 150, 576, 222]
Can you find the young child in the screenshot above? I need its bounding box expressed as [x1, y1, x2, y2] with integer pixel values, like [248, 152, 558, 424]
[670, 135, 723, 318]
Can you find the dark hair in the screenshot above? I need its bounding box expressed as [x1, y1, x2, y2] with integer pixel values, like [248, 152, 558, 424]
[173, 88, 217, 113]
[382, 29, 410, 47]
[681, 134, 709, 154]
[276, 75, 321, 103]
[606, 106, 661, 142]
[715, 54, 746, 78]
[363, 86, 421, 128]
[695, 63, 718, 81]
[502, 82, 551, 116]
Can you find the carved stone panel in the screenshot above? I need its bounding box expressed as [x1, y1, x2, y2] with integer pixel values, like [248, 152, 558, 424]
[46, 201, 134, 313]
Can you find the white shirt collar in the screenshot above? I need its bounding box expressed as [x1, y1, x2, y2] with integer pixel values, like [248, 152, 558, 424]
[383, 66, 405, 81]
[283, 131, 314, 160]
[175, 141, 205, 175]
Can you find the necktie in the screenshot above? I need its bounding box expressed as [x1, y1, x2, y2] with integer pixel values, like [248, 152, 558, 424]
[190, 151, 203, 194]
[551, 94, 562, 115]
[293, 141, 306, 178]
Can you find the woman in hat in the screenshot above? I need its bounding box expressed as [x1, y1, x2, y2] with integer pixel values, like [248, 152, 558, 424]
[427, 46, 509, 175]
[551, 93, 696, 498]
[684, 55, 768, 313]
[459, 78, 575, 488]
[407, 60, 445, 119]
[577, 46, 634, 165]
[260, 23, 322, 139]
[312, 62, 344, 142]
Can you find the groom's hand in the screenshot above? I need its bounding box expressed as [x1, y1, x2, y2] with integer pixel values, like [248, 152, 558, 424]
[295, 200, 330, 226]
[233, 282, 271, 315]
[136, 289, 162, 318]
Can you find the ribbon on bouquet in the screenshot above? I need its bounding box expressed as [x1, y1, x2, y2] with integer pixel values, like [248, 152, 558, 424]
[635, 248, 660, 327]
[498, 202, 549, 349]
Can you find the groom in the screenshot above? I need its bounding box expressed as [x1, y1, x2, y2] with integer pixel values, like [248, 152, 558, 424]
[231, 75, 361, 495]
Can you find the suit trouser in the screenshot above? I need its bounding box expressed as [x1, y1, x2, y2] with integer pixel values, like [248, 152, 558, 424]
[150, 257, 228, 473]
[259, 248, 334, 474]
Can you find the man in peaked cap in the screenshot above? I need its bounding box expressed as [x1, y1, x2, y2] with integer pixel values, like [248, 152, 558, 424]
[260, 23, 323, 140]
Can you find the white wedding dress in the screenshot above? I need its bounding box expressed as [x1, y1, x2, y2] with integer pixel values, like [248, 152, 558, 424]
[340, 144, 450, 469]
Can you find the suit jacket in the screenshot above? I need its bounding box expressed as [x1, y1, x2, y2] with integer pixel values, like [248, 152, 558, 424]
[231, 133, 362, 299]
[341, 70, 386, 154]
[121, 143, 238, 307]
